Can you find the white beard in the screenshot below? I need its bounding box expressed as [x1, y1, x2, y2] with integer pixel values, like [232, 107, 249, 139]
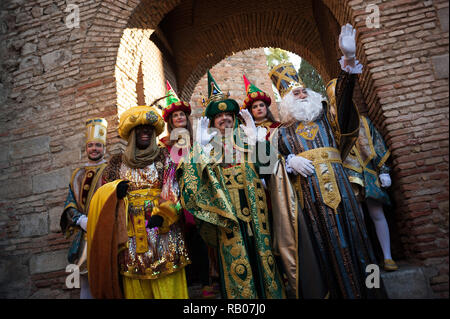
[279, 89, 325, 123]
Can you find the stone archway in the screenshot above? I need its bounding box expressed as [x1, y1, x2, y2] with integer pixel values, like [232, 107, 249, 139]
[96, 0, 449, 298]
[0, 0, 447, 299]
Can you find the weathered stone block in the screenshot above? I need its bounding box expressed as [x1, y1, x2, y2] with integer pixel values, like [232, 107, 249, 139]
[9, 135, 50, 160]
[53, 149, 81, 167]
[19, 55, 40, 70]
[29, 250, 68, 275]
[18, 212, 48, 237]
[0, 82, 7, 104]
[21, 42, 37, 56]
[62, 133, 85, 150]
[0, 143, 8, 162]
[0, 255, 31, 298]
[31, 6, 43, 18]
[42, 83, 58, 94]
[381, 265, 434, 298]
[432, 54, 449, 79]
[15, 11, 31, 24]
[0, 176, 33, 199]
[32, 167, 70, 194]
[438, 8, 449, 32]
[49, 206, 63, 233]
[41, 49, 72, 72]
[43, 3, 59, 15]
[29, 288, 72, 299]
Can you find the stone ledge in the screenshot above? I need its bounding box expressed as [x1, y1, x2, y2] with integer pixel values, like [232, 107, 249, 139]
[29, 250, 68, 275]
[381, 263, 435, 299]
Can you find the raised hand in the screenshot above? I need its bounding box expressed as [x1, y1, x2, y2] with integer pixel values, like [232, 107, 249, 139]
[239, 109, 257, 144]
[196, 116, 217, 146]
[339, 23, 357, 59]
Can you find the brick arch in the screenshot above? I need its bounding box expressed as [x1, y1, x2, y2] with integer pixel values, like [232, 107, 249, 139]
[74, 0, 182, 149]
[156, 1, 347, 100]
[75, 0, 352, 130]
[178, 17, 330, 100]
[76, 1, 449, 296]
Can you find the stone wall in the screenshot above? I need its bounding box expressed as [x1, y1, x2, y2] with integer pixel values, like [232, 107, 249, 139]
[190, 48, 279, 120]
[352, 0, 449, 296]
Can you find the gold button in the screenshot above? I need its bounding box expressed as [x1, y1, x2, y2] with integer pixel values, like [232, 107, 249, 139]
[321, 151, 329, 159]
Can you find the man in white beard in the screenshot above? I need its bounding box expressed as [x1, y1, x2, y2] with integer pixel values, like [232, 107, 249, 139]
[279, 87, 326, 125]
[268, 24, 386, 299]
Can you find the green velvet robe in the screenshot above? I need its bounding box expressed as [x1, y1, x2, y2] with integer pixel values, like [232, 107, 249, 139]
[178, 123, 285, 299]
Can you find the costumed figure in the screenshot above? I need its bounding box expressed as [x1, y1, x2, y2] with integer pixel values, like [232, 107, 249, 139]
[159, 81, 193, 164]
[242, 74, 287, 288]
[242, 74, 280, 141]
[327, 78, 398, 271]
[86, 105, 190, 299]
[60, 118, 108, 299]
[269, 24, 385, 299]
[159, 81, 216, 298]
[178, 71, 285, 299]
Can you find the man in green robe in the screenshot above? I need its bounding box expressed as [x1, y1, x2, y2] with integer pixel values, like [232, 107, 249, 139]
[178, 71, 285, 299]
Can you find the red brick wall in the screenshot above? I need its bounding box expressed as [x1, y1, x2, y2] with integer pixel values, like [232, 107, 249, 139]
[189, 48, 279, 120]
[351, 0, 449, 296]
[0, 0, 448, 298]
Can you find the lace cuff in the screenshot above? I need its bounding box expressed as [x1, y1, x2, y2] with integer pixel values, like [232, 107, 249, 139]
[339, 56, 363, 74]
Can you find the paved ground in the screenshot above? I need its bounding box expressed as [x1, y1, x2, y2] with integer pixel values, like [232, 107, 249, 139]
[188, 284, 221, 299]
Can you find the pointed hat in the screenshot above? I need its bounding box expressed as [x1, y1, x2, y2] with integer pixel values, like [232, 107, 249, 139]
[269, 62, 305, 99]
[162, 80, 191, 122]
[242, 74, 271, 109]
[203, 70, 239, 120]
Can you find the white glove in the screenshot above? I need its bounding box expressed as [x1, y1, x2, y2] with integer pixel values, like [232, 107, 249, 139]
[288, 155, 315, 177]
[256, 126, 268, 142]
[379, 173, 392, 188]
[239, 109, 258, 145]
[196, 117, 217, 146]
[339, 23, 357, 59]
[77, 215, 88, 232]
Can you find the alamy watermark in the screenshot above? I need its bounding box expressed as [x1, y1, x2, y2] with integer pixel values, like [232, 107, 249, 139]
[65, 2, 80, 29]
[366, 4, 381, 29]
[366, 264, 381, 289]
[65, 264, 80, 289]
[167, 126, 279, 175]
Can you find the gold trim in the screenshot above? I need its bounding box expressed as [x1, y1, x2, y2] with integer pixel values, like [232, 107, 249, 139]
[343, 163, 363, 173]
[120, 260, 190, 280]
[298, 147, 342, 211]
[69, 168, 81, 192]
[378, 150, 391, 170]
[361, 117, 376, 166]
[85, 164, 107, 213]
[348, 176, 365, 187]
[294, 177, 299, 299]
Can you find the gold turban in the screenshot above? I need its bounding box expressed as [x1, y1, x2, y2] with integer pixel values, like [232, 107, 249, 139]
[118, 105, 165, 140]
